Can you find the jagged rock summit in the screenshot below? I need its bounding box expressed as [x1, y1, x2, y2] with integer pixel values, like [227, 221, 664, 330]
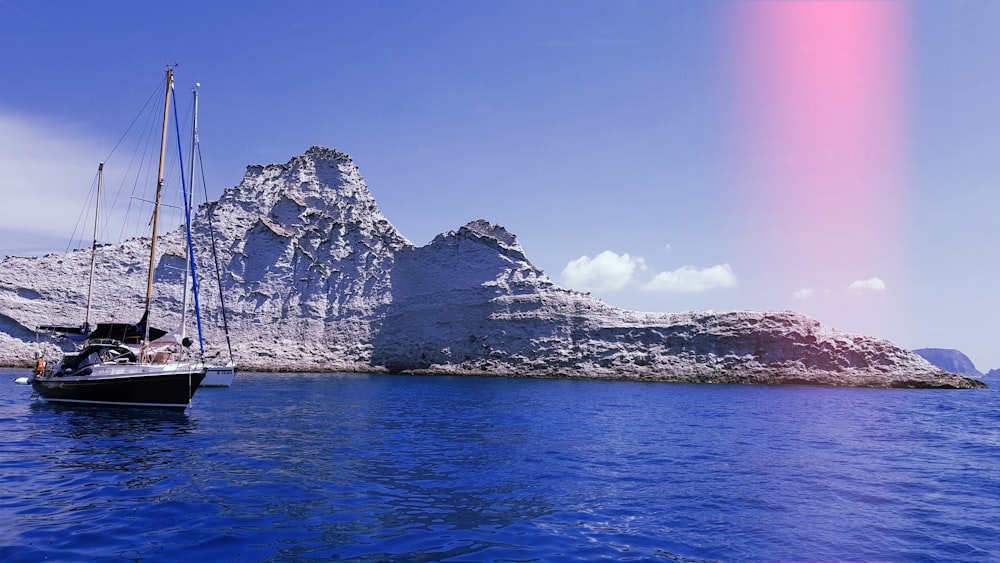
[0, 147, 986, 388]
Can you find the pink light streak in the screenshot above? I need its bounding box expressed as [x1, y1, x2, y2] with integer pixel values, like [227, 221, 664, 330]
[726, 1, 909, 295]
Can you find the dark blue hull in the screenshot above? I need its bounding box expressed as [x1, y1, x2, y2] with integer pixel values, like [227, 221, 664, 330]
[31, 368, 206, 410]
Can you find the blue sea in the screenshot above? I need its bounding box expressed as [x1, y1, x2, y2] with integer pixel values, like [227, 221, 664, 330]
[1, 369, 998, 562]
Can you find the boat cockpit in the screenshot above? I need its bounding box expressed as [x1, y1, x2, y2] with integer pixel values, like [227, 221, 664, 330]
[52, 342, 138, 377]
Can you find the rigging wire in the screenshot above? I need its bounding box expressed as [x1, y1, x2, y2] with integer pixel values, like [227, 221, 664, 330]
[63, 168, 102, 254]
[100, 75, 166, 167]
[111, 87, 163, 245]
[100, 74, 192, 248]
[197, 141, 235, 363]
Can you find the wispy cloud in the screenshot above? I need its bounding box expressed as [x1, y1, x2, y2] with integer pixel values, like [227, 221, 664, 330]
[561, 250, 646, 292]
[0, 111, 100, 255]
[0, 110, 169, 257]
[793, 287, 815, 300]
[0, 0, 49, 30]
[642, 263, 738, 293]
[848, 276, 887, 294]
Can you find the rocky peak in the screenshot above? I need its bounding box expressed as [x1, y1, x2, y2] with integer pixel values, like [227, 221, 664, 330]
[427, 219, 534, 271]
[460, 219, 520, 250]
[199, 148, 411, 331]
[218, 146, 398, 235]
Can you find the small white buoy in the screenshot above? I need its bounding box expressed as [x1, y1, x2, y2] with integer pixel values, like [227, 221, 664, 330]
[14, 377, 29, 385]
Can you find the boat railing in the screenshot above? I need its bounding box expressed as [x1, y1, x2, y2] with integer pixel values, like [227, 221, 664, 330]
[87, 338, 124, 347]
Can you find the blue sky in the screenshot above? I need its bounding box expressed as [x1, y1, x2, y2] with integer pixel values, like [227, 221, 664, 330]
[2, 1, 999, 371]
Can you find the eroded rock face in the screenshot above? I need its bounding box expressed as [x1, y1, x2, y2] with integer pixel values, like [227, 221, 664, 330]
[0, 147, 986, 388]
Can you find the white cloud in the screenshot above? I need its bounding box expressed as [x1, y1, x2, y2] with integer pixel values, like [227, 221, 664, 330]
[561, 250, 646, 292]
[793, 287, 814, 300]
[642, 263, 738, 292]
[848, 276, 887, 294]
[0, 111, 102, 254]
[0, 110, 181, 256]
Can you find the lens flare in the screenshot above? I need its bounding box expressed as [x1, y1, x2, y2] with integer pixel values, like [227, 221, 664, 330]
[725, 0, 909, 329]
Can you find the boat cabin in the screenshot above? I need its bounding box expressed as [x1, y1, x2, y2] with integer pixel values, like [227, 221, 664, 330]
[53, 343, 138, 377]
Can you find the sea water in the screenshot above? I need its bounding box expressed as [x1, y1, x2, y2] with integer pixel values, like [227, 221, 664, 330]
[1, 369, 997, 562]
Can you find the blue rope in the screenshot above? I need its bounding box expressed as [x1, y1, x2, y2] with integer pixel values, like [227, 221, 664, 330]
[171, 90, 205, 355]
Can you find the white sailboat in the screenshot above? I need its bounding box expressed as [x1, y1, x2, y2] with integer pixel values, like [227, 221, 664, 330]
[181, 84, 235, 387]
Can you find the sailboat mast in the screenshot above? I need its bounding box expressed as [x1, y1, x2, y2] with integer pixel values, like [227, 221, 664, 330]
[180, 84, 198, 339]
[144, 67, 173, 342]
[85, 162, 104, 330]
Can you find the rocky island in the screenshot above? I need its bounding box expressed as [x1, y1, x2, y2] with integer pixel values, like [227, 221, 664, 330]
[913, 348, 985, 379]
[0, 147, 986, 389]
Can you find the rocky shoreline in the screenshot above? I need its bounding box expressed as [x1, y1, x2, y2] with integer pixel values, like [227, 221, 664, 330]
[0, 147, 987, 389]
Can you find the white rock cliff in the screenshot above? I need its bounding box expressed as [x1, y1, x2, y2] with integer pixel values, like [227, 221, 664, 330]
[0, 147, 985, 388]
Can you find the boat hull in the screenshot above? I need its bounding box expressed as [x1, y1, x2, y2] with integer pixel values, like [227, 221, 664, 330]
[31, 365, 206, 410]
[201, 365, 235, 387]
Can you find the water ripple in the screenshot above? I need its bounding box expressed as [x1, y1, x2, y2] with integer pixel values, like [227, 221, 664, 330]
[1, 370, 998, 562]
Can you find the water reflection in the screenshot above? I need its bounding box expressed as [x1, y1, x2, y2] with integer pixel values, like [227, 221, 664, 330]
[29, 400, 196, 439]
[25, 401, 197, 488]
